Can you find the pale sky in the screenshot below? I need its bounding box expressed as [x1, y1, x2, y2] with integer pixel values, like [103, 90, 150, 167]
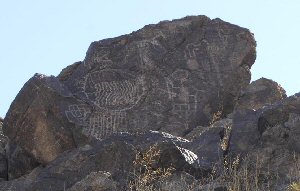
[1, 0, 299, 117]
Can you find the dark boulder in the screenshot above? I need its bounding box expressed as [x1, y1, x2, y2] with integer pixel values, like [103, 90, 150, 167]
[66, 15, 255, 138]
[154, 172, 198, 191]
[3, 74, 78, 164]
[5, 140, 40, 180]
[66, 171, 117, 191]
[229, 93, 300, 189]
[186, 118, 232, 172]
[0, 118, 7, 181]
[3, 15, 256, 166]
[0, 131, 205, 191]
[235, 77, 286, 110]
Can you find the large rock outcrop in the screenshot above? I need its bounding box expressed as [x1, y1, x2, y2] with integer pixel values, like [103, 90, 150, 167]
[5, 140, 40, 180]
[228, 93, 300, 189]
[0, 131, 204, 191]
[235, 77, 286, 110]
[3, 75, 78, 164]
[0, 118, 7, 181]
[3, 15, 256, 165]
[2, 14, 300, 191]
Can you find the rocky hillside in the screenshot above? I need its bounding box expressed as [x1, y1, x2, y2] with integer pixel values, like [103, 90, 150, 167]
[0, 15, 299, 190]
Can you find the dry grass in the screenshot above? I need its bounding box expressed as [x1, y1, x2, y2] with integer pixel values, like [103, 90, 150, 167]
[128, 145, 300, 191]
[129, 144, 175, 191]
[288, 182, 300, 191]
[220, 155, 272, 191]
[287, 153, 300, 191]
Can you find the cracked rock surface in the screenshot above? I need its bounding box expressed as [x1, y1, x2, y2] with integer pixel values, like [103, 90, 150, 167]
[1, 15, 297, 190]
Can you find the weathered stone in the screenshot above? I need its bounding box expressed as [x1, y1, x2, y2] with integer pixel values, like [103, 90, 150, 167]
[254, 113, 300, 180]
[0, 154, 6, 182]
[0, 166, 44, 191]
[0, 118, 7, 181]
[23, 140, 135, 191]
[155, 172, 198, 191]
[200, 183, 228, 191]
[107, 131, 222, 179]
[258, 94, 300, 131]
[229, 93, 300, 189]
[3, 16, 256, 166]
[63, 15, 255, 138]
[0, 117, 5, 152]
[0, 15, 263, 190]
[0, 180, 30, 191]
[99, 131, 207, 179]
[57, 62, 81, 82]
[229, 109, 260, 154]
[238, 123, 300, 189]
[186, 118, 232, 172]
[229, 80, 289, 156]
[184, 125, 210, 141]
[0, 131, 204, 191]
[0, 117, 5, 145]
[3, 74, 78, 164]
[5, 140, 40, 180]
[235, 78, 286, 110]
[66, 171, 117, 191]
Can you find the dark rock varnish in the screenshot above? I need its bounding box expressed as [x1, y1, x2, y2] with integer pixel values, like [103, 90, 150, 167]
[0, 118, 7, 181]
[11, 15, 300, 190]
[3, 16, 256, 166]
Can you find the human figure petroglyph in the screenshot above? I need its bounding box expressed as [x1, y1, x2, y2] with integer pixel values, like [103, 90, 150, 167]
[167, 69, 200, 120]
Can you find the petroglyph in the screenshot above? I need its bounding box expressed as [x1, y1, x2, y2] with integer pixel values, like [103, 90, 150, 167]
[184, 41, 208, 59]
[218, 28, 232, 44]
[84, 47, 113, 69]
[65, 104, 91, 126]
[230, 52, 241, 64]
[83, 111, 127, 139]
[207, 44, 224, 55]
[184, 41, 210, 72]
[65, 104, 128, 140]
[184, 41, 224, 87]
[83, 70, 147, 111]
[167, 70, 200, 120]
[64, 67, 150, 139]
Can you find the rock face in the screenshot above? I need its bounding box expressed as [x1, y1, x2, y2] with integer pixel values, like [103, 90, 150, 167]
[228, 94, 300, 189]
[0, 131, 203, 191]
[3, 16, 256, 165]
[230, 93, 300, 155]
[235, 77, 286, 110]
[3, 74, 78, 164]
[61, 16, 255, 139]
[0, 118, 7, 181]
[5, 141, 39, 180]
[182, 117, 232, 176]
[67, 171, 117, 191]
[4, 15, 299, 190]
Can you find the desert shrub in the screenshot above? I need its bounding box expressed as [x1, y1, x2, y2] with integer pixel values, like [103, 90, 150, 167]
[129, 144, 175, 191]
